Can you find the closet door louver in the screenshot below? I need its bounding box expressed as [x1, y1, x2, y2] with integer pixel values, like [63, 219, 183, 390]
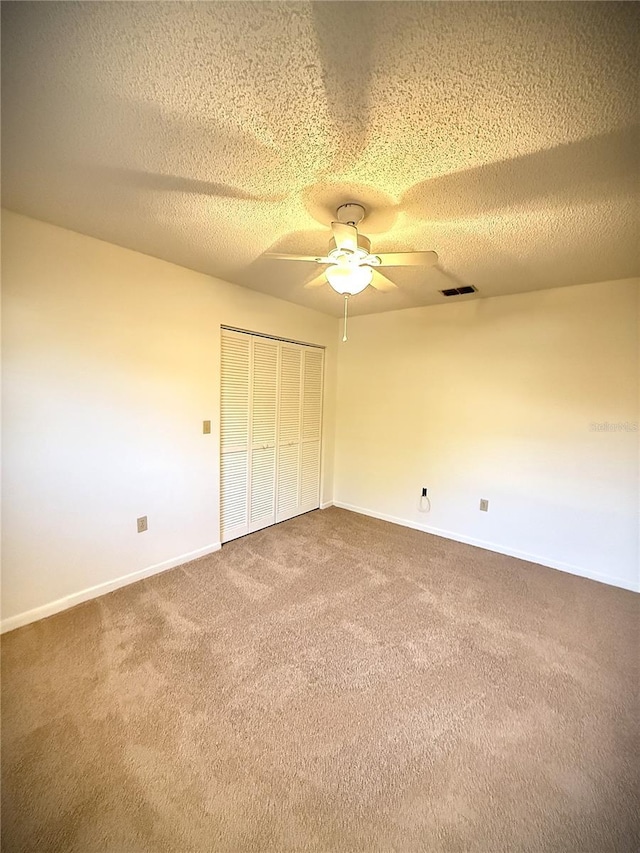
[220, 332, 250, 541]
[249, 338, 278, 531]
[300, 348, 323, 512]
[276, 345, 302, 522]
[220, 331, 324, 543]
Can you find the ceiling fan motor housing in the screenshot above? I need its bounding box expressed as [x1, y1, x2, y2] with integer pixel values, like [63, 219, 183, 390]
[328, 233, 371, 259]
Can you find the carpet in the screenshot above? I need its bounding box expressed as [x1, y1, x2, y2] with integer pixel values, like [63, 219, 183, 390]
[2, 507, 638, 852]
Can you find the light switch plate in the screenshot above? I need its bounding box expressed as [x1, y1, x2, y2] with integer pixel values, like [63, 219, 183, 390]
[203, 420, 211, 434]
[137, 516, 148, 533]
[479, 499, 489, 512]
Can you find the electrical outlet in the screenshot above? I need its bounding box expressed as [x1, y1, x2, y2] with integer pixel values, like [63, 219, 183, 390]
[421, 487, 428, 497]
[203, 420, 211, 434]
[479, 499, 489, 512]
[137, 516, 148, 533]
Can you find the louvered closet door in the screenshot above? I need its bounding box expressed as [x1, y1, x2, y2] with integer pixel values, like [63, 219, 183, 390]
[276, 344, 303, 522]
[300, 347, 323, 512]
[249, 337, 278, 532]
[220, 332, 250, 542]
[221, 331, 324, 542]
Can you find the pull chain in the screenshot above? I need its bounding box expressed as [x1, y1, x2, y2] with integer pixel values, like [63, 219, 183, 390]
[342, 294, 349, 342]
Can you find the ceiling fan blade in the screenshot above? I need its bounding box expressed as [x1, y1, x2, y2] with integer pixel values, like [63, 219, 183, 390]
[376, 251, 439, 267]
[265, 254, 325, 262]
[369, 269, 398, 292]
[331, 222, 358, 253]
[303, 271, 329, 290]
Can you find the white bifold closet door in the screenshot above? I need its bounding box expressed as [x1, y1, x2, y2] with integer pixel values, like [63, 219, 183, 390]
[220, 330, 324, 543]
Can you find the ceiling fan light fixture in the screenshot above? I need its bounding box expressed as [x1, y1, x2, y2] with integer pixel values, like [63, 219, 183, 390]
[325, 263, 373, 295]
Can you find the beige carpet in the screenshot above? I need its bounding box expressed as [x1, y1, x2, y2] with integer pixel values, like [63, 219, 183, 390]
[2, 507, 638, 852]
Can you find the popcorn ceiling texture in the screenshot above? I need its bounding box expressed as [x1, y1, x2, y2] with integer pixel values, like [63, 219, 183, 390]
[2, 2, 638, 316]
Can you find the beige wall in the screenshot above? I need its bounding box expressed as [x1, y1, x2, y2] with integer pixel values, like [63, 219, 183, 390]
[335, 279, 639, 591]
[1, 211, 338, 626]
[2, 211, 638, 631]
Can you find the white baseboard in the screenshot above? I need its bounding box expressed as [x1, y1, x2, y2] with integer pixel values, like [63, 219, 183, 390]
[1, 542, 222, 634]
[333, 501, 639, 593]
[320, 501, 334, 510]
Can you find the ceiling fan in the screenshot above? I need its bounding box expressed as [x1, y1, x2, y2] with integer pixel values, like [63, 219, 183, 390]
[265, 203, 438, 340]
[265, 203, 438, 295]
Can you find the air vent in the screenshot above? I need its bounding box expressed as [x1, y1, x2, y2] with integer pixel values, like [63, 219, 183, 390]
[439, 285, 477, 297]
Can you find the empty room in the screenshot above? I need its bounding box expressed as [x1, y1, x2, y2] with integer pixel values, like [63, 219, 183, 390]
[1, 2, 638, 851]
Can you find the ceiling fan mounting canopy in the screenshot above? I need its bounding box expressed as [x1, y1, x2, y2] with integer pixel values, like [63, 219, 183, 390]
[335, 202, 366, 226]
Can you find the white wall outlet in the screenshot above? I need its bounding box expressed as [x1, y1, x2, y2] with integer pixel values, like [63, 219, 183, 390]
[137, 516, 148, 533]
[479, 499, 489, 512]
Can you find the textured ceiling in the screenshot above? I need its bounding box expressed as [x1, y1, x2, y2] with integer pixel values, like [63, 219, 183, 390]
[2, 1, 639, 317]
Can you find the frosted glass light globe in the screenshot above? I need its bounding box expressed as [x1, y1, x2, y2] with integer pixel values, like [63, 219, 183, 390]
[325, 263, 373, 295]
